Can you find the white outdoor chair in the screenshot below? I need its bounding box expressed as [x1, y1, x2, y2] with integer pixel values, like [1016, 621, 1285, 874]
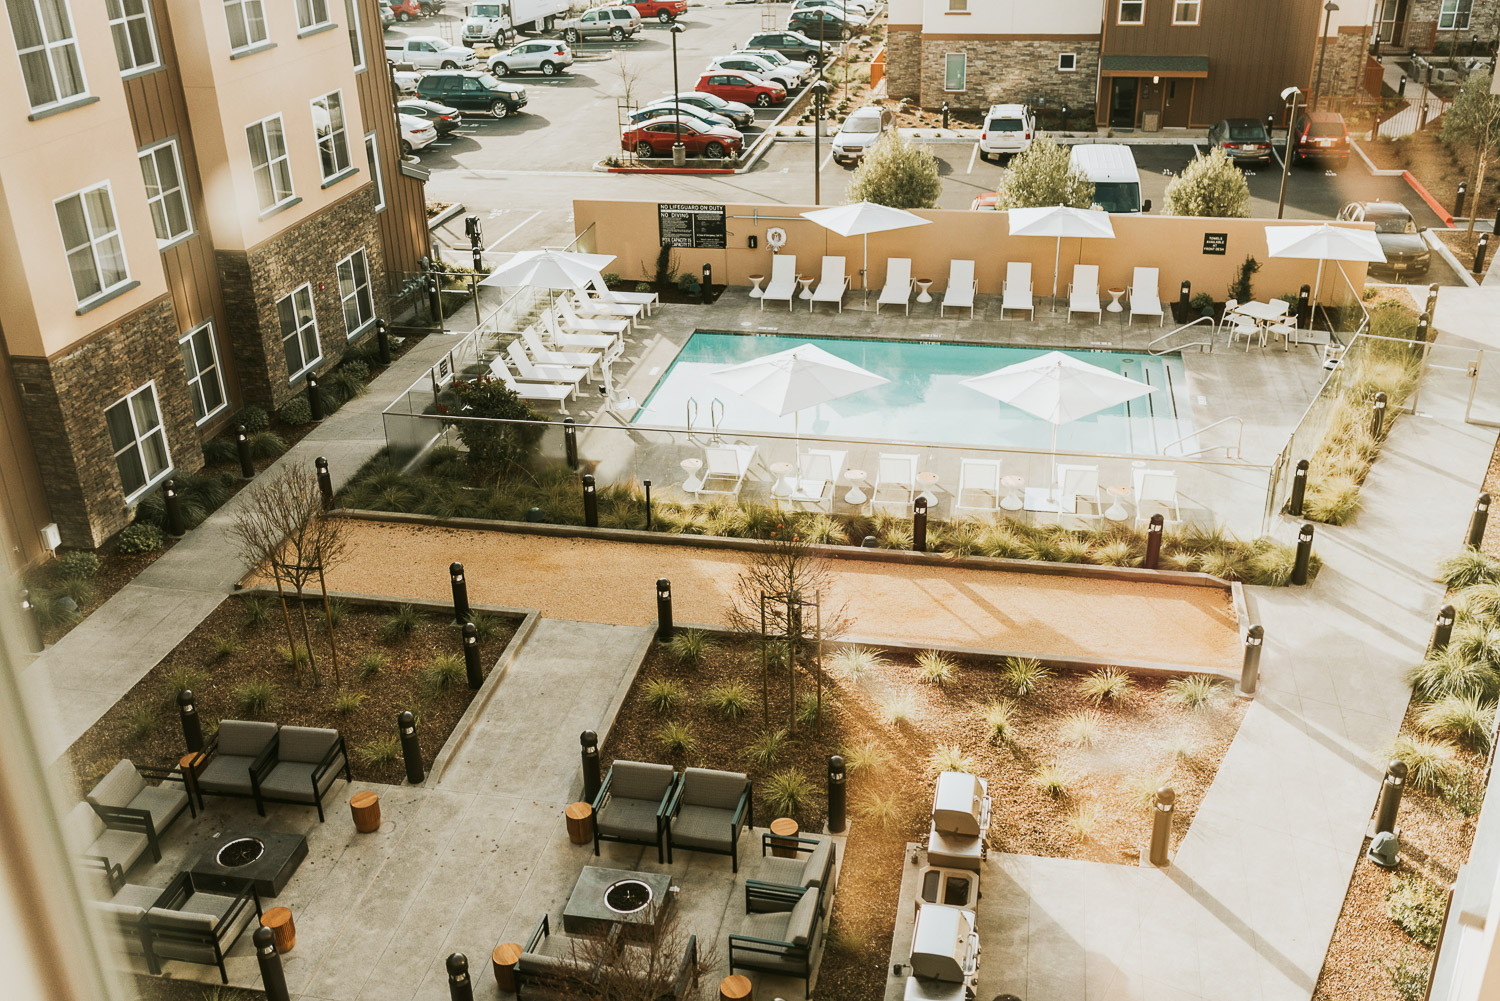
[810, 256, 850, 313]
[696, 443, 758, 499]
[569, 289, 643, 324]
[786, 448, 845, 511]
[761, 255, 798, 311]
[557, 298, 629, 336]
[870, 453, 919, 515]
[1001, 262, 1033, 321]
[522, 326, 600, 375]
[1067, 265, 1101, 324]
[1133, 468, 1181, 527]
[1128, 267, 1163, 327]
[543, 310, 622, 362]
[955, 458, 1002, 517]
[487, 357, 574, 410]
[1055, 463, 1101, 528]
[506, 340, 588, 391]
[876, 258, 914, 315]
[1219, 299, 1262, 350]
[592, 284, 658, 314]
[941, 260, 976, 318]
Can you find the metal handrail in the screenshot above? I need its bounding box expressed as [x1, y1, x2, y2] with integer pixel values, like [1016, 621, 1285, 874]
[1162, 416, 1244, 459]
[1148, 315, 1216, 355]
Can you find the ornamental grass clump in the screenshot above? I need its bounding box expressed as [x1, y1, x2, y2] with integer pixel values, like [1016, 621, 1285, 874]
[1079, 667, 1133, 706]
[1004, 657, 1052, 697]
[643, 678, 684, 713]
[1062, 710, 1102, 749]
[983, 699, 1015, 743]
[1416, 693, 1495, 751]
[926, 744, 975, 775]
[1391, 733, 1461, 793]
[1440, 548, 1500, 590]
[1406, 646, 1500, 701]
[666, 629, 711, 666]
[916, 650, 957, 685]
[765, 768, 814, 816]
[1166, 675, 1223, 713]
[705, 681, 750, 720]
[1033, 762, 1069, 798]
[657, 721, 698, 756]
[831, 645, 887, 683]
[745, 728, 787, 768]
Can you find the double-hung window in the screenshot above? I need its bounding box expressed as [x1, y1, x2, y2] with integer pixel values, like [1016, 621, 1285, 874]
[1173, 0, 1199, 24]
[365, 133, 385, 211]
[296, 0, 329, 31]
[1440, 0, 1472, 30]
[943, 53, 966, 92]
[107, 0, 159, 74]
[344, 0, 364, 70]
[337, 249, 374, 336]
[55, 184, 130, 305]
[247, 114, 294, 212]
[8, 0, 88, 111]
[180, 323, 226, 424]
[139, 139, 192, 245]
[311, 90, 352, 182]
[106, 383, 171, 501]
[279, 285, 321, 380]
[224, 0, 267, 51]
[1118, 0, 1145, 24]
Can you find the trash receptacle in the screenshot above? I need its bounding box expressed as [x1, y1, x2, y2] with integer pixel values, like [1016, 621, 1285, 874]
[1141, 110, 1162, 133]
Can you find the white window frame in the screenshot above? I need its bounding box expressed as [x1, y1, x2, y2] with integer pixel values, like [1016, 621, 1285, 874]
[179, 322, 227, 425]
[295, 0, 330, 31]
[54, 182, 131, 306]
[106, 382, 171, 502]
[345, 0, 364, 71]
[9, 0, 89, 112]
[365, 132, 385, 211]
[246, 113, 295, 212]
[139, 139, 193, 247]
[223, 0, 268, 52]
[943, 52, 966, 92]
[337, 248, 375, 338]
[1118, 0, 1145, 25]
[1058, 52, 1077, 71]
[279, 284, 322, 381]
[1172, 0, 1200, 25]
[947, 0, 968, 11]
[107, 0, 160, 75]
[1440, 0, 1472, 30]
[311, 90, 352, 182]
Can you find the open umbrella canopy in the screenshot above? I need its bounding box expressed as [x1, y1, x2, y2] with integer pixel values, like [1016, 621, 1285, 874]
[712, 342, 889, 416]
[1264, 222, 1387, 263]
[800, 202, 932, 292]
[1007, 205, 1117, 240]
[960, 350, 1154, 425]
[479, 250, 618, 290]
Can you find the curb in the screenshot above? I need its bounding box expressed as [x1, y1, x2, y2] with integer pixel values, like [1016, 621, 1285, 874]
[1403, 170, 1456, 227]
[1425, 229, 1481, 287]
[427, 202, 466, 231]
[1350, 139, 1402, 177]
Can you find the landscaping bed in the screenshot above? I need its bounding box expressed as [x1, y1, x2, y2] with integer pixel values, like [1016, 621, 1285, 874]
[1434, 228, 1492, 280]
[1363, 127, 1495, 224]
[130, 975, 265, 1001]
[603, 633, 1247, 1001]
[65, 595, 516, 792]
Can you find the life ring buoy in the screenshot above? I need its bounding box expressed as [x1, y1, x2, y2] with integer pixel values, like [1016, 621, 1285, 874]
[767, 227, 787, 252]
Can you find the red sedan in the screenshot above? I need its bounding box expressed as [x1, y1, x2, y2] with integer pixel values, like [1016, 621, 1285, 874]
[696, 70, 785, 108]
[622, 119, 743, 159]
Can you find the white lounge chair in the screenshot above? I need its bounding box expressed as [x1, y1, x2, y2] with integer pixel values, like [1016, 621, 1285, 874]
[487, 357, 574, 410]
[955, 458, 1002, 517]
[761, 255, 798, 312]
[506, 340, 588, 391]
[1055, 463, 1101, 528]
[786, 448, 845, 511]
[1128, 267, 1163, 327]
[1134, 468, 1181, 527]
[557, 298, 629, 337]
[569, 289, 643, 324]
[592, 283, 658, 314]
[941, 260, 976, 318]
[521, 326, 599, 375]
[810, 256, 850, 313]
[1067, 265, 1101, 325]
[1001, 262, 1033, 321]
[543, 310, 622, 361]
[1219, 299, 1261, 350]
[696, 443, 757, 499]
[870, 452, 918, 515]
[876, 258, 913, 315]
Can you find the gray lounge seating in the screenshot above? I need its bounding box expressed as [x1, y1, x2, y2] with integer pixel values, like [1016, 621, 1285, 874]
[666, 767, 752, 871]
[256, 725, 351, 822]
[591, 760, 677, 864]
[191, 719, 278, 811]
[728, 883, 823, 993]
[86, 872, 169, 973]
[516, 913, 698, 1000]
[85, 759, 194, 861]
[745, 832, 837, 912]
[145, 871, 261, 983]
[64, 801, 150, 876]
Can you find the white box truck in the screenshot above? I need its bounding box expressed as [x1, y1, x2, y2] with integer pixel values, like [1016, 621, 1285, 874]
[462, 1, 571, 47]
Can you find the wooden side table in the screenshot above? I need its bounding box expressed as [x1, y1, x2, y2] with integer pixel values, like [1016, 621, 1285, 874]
[719, 973, 753, 1000]
[769, 817, 799, 858]
[492, 942, 522, 992]
[178, 752, 204, 811]
[566, 802, 593, 845]
[261, 906, 295, 953]
[351, 791, 381, 833]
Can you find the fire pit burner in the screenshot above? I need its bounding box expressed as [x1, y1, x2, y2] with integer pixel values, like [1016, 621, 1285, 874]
[216, 837, 266, 868]
[604, 879, 654, 915]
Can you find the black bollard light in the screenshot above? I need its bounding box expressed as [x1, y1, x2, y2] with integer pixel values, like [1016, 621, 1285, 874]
[1430, 603, 1457, 654]
[1426, 283, 1439, 321]
[582, 474, 598, 527]
[447, 953, 474, 1001]
[655, 578, 674, 642]
[177, 690, 204, 752]
[1476, 233, 1491, 275]
[563, 417, 578, 469]
[581, 730, 602, 802]
[316, 456, 333, 509]
[702, 263, 712, 305]
[163, 479, 186, 538]
[1398, 73, 1407, 97]
[1177, 280, 1190, 322]
[398, 710, 424, 784]
[236, 425, 255, 479]
[307, 373, 325, 421]
[1371, 392, 1388, 439]
[1239, 625, 1264, 696]
[462, 622, 483, 690]
[255, 927, 291, 1001]
[1144, 514, 1164, 570]
[941, 100, 950, 130]
[1289, 459, 1309, 517]
[1373, 759, 1408, 836]
[1468, 491, 1492, 549]
[827, 754, 847, 834]
[449, 561, 470, 625]
[1147, 786, 1176, 867]
[912, 496, 928, 552]
[1415, 312, 1431, 344]
[862, 535, 878, 548]
[644, 479, 653, 530]
[1457, 181, 1469, 218]
[18, 590, 43, 653]
[1297, 284, 1311, 330]
[376, 317, 392, 365]
[1292, 523, 1315, 586]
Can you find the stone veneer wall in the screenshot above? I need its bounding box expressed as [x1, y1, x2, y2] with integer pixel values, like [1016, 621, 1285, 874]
[11, 297, 202, 548]
[1317, 28, 1374, 100]
[219, 186, 392, 411]
[917, 37, 1100, 111]
[1406, 0, 1500, 47]
[886, 25, 921, 101]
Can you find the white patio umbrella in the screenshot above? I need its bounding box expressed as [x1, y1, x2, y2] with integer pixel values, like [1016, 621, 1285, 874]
[800, 201, 933, 294]
[478, 249, 617, 291]
[961, 351, 1155, 497]
[1007, 206, 1116, 311]
[1265, 222, 1386, 317]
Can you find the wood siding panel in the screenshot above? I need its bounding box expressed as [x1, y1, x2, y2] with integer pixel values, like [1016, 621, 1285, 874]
[0, 327, 52, 568]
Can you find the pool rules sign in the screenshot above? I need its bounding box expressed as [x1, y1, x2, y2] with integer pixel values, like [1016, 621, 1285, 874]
[658, 204, 727, 249]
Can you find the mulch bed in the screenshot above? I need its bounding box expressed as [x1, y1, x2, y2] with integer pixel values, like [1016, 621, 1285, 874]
[1434, 228, 1491, 280]
[65, 595, 515, 792]
[1362, 129, 1494, 223]
[603, 635, 1246, 1001]
[129, 974, 265, 1000]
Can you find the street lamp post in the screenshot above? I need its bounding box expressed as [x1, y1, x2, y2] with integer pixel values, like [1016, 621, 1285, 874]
[1277, 85, 1302, 220]
[812, 80, 830, 204]
[1312, 1, 1340, 111]
[669, 23, 686, 167]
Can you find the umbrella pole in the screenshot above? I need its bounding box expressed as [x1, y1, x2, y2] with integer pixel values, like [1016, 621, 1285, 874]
[1051, 236, 1061, 312]
[1312, 260, 1324, 331]
[863, 233, 869, 303]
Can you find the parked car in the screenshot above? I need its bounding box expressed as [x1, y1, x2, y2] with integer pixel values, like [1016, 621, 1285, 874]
[743, 30, 831, 66]
[787, 7, 862, 38]
[1289, 111, 1349, 169]
[488, 39, 573, 75]
[1208, 118, 1273, 165]
[391, 68, 422, 94]
[418, 0, 445, 13]
[978, 103, 1035, 162]
[415, 70, 527, 118]
[663, 90, 754, 128]
[696, 70, 786, 108]
[831, 105, 893, 164]
[728, 48, 811, 86]
[1337, 201, 1430, 277]
[380, 2, 397, 28]
[614, 0, 687, 22]
[623, 119, 743, 159]
[631, 102, 736, 131]
[1069, 144, 1147, 214]
[706, 54, 801, 92]
[398, 113, 439, 154]
[385, 36, 476, 70]
[397, 98, 463, 135]
[793, 0, 873, 21]
[389, 1, 422, 21]
[558, 5, 641, 42]
[970, 193, 1000, 211]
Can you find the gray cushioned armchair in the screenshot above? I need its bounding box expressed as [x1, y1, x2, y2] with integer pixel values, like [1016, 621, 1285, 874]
[591, 760, 677, 863]
[85, 759, 194, 861]
[728, 883, 823, 993]
[256, 725, 351, 822]
[64, 801, 150, 877]
[191, 720, 279, 813]
[666, 767, 752, 871]
[144, 871, 261, 983]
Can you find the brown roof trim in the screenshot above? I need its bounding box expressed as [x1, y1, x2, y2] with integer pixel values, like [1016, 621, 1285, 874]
[919, 33, 1101, 42]
[887, 22, 920, 31]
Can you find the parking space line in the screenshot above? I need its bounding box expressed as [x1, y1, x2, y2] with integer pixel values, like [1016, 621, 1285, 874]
[967, 143, 979, 173]
[485, 210, 543, 252]
[820, 151, 833, 171]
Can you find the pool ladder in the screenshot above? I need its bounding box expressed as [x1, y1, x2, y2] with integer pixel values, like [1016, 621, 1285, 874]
[685, 398, 725, 444]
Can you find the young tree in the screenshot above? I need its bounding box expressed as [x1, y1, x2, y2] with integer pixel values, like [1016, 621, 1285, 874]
[1441, 71, 1500, 234]
[1162, 147, 1250, 218]
[439, 376, 546, 476]
[995, 136, 1094, 210]
[560, 904, 718, 1000]
[847, 132, 941, 209]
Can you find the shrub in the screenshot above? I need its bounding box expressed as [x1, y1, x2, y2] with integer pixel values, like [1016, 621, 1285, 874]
[356, 736, 402, 766]
[381, 603, 423, 641]
[643, 678, 684, 712]
[1091, 540, 1137, 567]
[1385, 950, 1432, 1001]
[827, 918, 871, 956]
[1125, 772, 1173, 810]
[885, 692, 916, 725]
[277, 396, 314, 426]
[162, 664, 207, 699]
[339, 358, 371, 381]
[764, 769, 814, 816]
[916, 650, 957, 685]
[1416, 693, 1495, 750]
[1004, 657, 1052, 696]
[634, 282, 653, 294]
[1079, 667, 1133, 705]
[243, 594, 272, 625]
[1407, 646, 1499, 701]
[666, 629, 711, 666]
[1164, 148, 1251, 218]
[995, 135, 1093, 209]
[324, 598, 349, 628]
[203, 436, 238, 466]
[795, 692, 825, 726]
[1033, 762, 1069, 798]
[249, 430, 289, 460]
[983, 699, 1015, 743]
[705, 682, 750, 720]
[857, 791, 906, 830]
[1246, 542, 1299, 586]
[745, 729, 788, 768]
[1440, 548, 1500, 589]
[842, 739, 889, 773]
[1065, 802, 1101, 843]
[125, 703, 157, 738]
[1392, 733, 1461, 792]
[56, 551, 100, 580]
[1451, 622, 1500, 671]
[277, 644, 309, 669]
[1385, 876, 1446, 946]
[55, 576, 93, 606]
[1062, 710, 1102, 748]
[423, 653, 467, 694]
[442, 377, 546, 472]
[334, 690, 368, 714]
[1166, 675, 1223, 712]
[213, 635, 240, 660]
[470, 611, 507, 643]
[234, 679, 278, 714]
[359, 652, 387, 678]
[831, 645, 886, 682]
[117, 523, 165, 554]
[238, 405, 270, 432]
[926, 743, 974, 775]
[1456, 582, 1500, 624]
[657, 721, 698, 756]
[847, 132, 941, 209]
[1303, 473, 1362, 525]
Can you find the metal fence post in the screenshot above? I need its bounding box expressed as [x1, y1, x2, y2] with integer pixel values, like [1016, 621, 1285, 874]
[255, 927, 291, 1001]
[1370, 392, 1387, 439]
[564, 417, 578, 469]
[376, 317, 392, 365]
[447, 954, 474, 1001]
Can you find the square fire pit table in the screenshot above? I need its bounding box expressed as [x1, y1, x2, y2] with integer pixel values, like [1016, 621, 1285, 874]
[188, 831, 309, 898]
[562, 866, 675, 938]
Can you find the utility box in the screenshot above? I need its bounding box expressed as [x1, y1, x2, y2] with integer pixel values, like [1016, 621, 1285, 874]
[1142, 109, 1162, 132]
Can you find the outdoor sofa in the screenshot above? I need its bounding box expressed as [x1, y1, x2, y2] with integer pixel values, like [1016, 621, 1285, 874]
[728, 882, 824, 993]
[190, 720, 349, 821]
[144, 871, 262, 983]
[80, 857, 170, 973]
[664, 767, 753, 871]
[516, 913, 699, 1000]
[744, 831, 837, 913]
[591, 760, 677, 863]
[84, 758, 195, 863]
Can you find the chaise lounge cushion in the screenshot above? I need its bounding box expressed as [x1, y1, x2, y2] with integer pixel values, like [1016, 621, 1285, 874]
[259, 727, 345, 802]
[147, 894, 254, 965]
[596, 796, 661, 840]
[64, 801, 149, 874]
[752, 836, 833, 890]
[87, 760, 189, 834]
[196, 721, 277, 795]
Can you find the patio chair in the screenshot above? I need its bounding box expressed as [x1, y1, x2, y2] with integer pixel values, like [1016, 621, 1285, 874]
[556, 296, 629, 336]
[745, 832, 837, 912]
[487, 357, 575, 410]
[542, 310, 622, 362]
[870, 452, 918, 515]
[1267, 310, 1300, 351]
[1055, 463, 1101, 527]
[568, 288, 643, 324]
[591, 760, 678, 864]
[190, 719, 278, 813]
[522, 325, 600, 374]
[728, 883, 823, 993]
[592, 282, 658, 314]
[1128, 267, 1163, 327]
[940, 259, 976, 318]
[255, 726, 350, 822]
[64, 801, 150, 877]
[665, 767, 753, 871]
[88, 879, 170, 973]
[1068, 265, 1101, 324]
[507, 340, 589, 390]
[1134, 468, 1181, 527]
[809, 256, 850, 313]
[1219, 299, 1262, 350]
[876, 257, 914, 314]
[1001, 262, 1034, 320]
[144, 871, 261, 984]
[955, 458, 1002, 517]
[787, 448, 845, 511]
[696, 442, 758, 499]
[85, 759, 195, 862]
[761, 254, 798, 311]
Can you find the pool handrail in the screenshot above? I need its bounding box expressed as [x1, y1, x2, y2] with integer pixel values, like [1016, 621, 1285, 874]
[1149, 316, 1216, 355]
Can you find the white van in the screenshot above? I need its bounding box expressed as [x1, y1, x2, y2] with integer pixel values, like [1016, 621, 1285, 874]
[1068, 143, 1149, 214]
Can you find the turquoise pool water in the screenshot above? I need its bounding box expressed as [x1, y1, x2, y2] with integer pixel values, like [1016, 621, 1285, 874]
[633, 333, 1191, 455]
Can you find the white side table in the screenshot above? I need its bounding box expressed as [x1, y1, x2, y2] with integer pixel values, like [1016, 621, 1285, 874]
[680, 457, 703, 494]
[916, 278, 934, 304]
[748, 274, 765, 298]
[1000, 474, 1025, 511]
[798, 276, 815, 300]
[916, 470, 940, 505]
[770, 461, 795, 498]
[1106, 288, 1126, 313]
[1104, 484, 1131, 522]
[844, 469, 868, 506]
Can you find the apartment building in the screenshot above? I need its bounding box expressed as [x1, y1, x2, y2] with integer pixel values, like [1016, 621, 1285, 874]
[1375, 0, 1500, 52]
[0, 0, 429, 562]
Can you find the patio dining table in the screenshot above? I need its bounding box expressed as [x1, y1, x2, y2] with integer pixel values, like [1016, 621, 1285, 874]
[1231, 299, 1289, 323]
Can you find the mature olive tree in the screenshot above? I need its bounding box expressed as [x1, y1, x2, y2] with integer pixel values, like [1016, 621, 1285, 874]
[847, 132, 942, 209]
[1163, 147, 1251, 218]
[995, 136, 1093, 210]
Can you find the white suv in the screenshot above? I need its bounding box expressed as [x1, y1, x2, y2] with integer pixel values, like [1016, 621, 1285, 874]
[979, 103, 1035, 163]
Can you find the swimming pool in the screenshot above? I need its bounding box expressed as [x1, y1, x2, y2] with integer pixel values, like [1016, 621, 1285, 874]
[633, 333, 1192, 455]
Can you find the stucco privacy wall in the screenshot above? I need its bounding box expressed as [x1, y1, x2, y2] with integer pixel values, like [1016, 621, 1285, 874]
[573, 200, 1372, 305]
